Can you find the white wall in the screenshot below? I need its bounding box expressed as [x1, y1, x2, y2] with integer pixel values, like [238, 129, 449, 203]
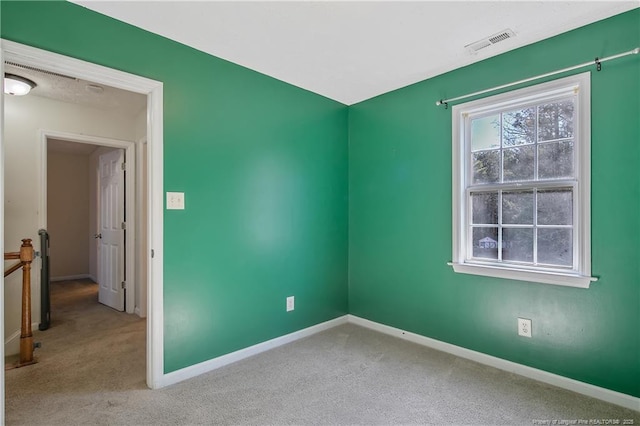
[134, 107, 146, 141]
[4, 93, 138, 355]
[47, 150, 91, 278]
[134, 108, 148, 317]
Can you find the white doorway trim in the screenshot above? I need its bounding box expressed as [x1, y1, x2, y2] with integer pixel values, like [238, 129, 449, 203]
[39, 130, 137, 314]
[0, 39, 165, 421]
[136, 136, 148, 318]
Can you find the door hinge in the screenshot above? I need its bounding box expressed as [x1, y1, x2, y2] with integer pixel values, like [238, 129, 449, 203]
[121, 222, 126, 230]
[151, 249, 155, 258]
[121, 281, 126, 289]
[121, 162, 126, 170]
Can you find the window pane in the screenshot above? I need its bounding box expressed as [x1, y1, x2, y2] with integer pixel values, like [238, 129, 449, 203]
[538, 99, 574, 141]
[471, 114, 500, 151]
[537, 228, 572, 266]
[503, 145, 534, 182]
[503, 228, 533, 263]
[472, 227, 498, 260]
[503, 191, 534, 224]
[473, 150, 500, 184]
[538, 189, 572, 225]
[472, 192, 498, 224]
[538, 141, 574, 179]
[502, 108, 535, 146]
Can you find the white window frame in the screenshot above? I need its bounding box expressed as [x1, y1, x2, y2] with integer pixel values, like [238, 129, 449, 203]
[450, 72, 595, 288]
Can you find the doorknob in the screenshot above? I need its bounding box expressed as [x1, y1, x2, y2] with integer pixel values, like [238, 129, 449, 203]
[94, 233, 102, 239]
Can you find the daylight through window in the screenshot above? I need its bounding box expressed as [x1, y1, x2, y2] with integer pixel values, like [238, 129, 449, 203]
[451, 73, 593, 288]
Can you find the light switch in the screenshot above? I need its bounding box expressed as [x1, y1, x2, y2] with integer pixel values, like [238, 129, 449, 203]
[167, 192, 185, 210]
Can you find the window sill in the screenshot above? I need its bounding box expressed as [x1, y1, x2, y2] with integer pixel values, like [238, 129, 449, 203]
[448, 262, 596, 288]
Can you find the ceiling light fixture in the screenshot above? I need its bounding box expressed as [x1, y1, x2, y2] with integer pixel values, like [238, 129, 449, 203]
[4, 73, 37, 96]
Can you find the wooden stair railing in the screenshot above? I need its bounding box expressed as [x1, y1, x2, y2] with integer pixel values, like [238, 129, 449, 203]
[4, 238, 37, 368]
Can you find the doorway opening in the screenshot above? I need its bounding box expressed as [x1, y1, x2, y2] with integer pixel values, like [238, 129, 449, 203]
[1, 39, 165, 421]
[42, 133, 142, 315]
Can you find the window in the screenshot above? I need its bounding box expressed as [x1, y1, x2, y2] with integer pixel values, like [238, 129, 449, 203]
[450, 73, 594, 288]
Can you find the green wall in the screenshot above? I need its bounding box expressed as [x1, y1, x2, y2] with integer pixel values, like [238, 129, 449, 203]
[1, 1, 349, 372]
[349, 9, 640, 397]
[2, 0, 638, 399]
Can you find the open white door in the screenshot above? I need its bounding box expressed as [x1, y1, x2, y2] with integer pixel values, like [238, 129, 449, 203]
[97, 148, 125, 311]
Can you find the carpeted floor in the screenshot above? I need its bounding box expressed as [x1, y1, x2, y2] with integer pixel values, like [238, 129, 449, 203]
[5, 279, 639, 425]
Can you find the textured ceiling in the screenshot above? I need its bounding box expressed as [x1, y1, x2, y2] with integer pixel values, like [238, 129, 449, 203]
[71, 1, 638, 105]
[4, 62, 146, 116]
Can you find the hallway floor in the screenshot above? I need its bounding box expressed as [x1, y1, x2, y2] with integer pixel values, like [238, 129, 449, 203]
[5, 279, 146, 423]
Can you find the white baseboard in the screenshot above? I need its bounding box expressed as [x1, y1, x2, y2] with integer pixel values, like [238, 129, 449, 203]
[4, 323, 39, 347]
[155, 313, 639, 411]
[160, 315, 349, 388]
[50, 274, 91, 282]
[347, 315, 640, 412]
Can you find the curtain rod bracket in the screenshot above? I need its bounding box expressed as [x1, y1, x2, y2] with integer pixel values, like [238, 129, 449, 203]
[595, 57, 602, 72]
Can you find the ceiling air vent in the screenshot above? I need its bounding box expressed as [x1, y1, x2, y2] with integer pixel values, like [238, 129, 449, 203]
[465, 28, 516, 54]
[4, 61, 77, 81]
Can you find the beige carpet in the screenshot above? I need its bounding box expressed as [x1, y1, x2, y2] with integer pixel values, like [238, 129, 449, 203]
[5, 279, 638, 425]
[5, 279, 146, 424]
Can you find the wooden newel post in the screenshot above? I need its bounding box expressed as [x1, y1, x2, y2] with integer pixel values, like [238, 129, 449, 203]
[19, 238, 35, 365]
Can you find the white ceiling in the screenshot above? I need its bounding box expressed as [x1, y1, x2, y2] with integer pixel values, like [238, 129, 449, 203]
[71, 0, 638, 105]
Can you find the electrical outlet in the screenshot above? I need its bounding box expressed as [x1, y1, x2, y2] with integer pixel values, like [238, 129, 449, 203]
[167, 192, 185, 210]
[286, 296, 295, 312]
[518, 318, 532, 338]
